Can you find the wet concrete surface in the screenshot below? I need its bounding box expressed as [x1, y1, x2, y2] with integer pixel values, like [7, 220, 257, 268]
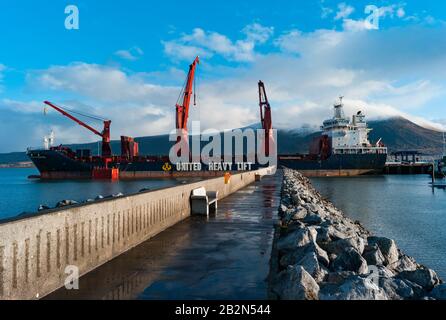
[45, 172, 282, 300]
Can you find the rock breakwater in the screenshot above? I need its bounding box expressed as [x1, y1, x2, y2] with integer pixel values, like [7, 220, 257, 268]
[269, 169, 446, 300]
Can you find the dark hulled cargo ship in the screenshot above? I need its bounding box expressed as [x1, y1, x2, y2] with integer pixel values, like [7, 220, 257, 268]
[279, 98, 388, 177]
[27, 144, 261, 180]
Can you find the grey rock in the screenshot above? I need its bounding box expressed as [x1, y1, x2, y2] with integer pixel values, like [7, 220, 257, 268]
[292, 207, 308, 220]
[319, 224, 350, 241]
[398, 268, 440, 291]
[286, 220, 306, 232]
[291, 194, 301, 205]
[277, 228, 315, 252]
[303, 214, 323, 225]
[296, 252, 328, 283]
[363, 244, 386, 266]
[271, 265, 320, 300]
[305, 203, 322, 214]
[279, 204, 289, 215]
[324, 237, 365, 256]
[391, 254, 418, 272]
[55, 200, 78, 208]
[325, 271, 356, 285]
[431, 284, 446, 300]
[320, 276, 388, 300]
[379, 277, 415, 300]
[38, 204, 50, 212]
[332, 247, 368, 274]
[280, 242, 329, 268]
[95, 195, 104, 200]
[368, 237, 399, 266]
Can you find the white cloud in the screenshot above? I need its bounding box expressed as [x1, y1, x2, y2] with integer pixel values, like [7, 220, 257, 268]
[162, 23, 273, 62]
[114, 46, 144, 61]
[335, 3, 355, 20]
[343, 18, 376, 31]
[341, 3, 407, 31]
[27, 63, 178, 104]
[3, 19, 446, 152]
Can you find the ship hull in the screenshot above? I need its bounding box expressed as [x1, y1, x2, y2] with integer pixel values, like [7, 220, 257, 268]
[278, 153, 387, 177]
[27, 149, 261, 180]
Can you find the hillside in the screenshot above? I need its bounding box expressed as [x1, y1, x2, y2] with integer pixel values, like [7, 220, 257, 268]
[368, 117, 444, 154]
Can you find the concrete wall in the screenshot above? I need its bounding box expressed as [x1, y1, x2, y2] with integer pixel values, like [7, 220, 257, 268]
[0, 167, 274, 300]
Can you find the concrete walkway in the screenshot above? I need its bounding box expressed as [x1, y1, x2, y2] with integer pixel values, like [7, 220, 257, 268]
[46, 172, 282, 300]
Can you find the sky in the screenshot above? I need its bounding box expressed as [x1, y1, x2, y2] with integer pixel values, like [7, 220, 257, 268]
[0, 0, 445, 152]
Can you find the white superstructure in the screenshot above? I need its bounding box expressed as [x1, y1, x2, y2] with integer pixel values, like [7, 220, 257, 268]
[321, 97, 387, 155]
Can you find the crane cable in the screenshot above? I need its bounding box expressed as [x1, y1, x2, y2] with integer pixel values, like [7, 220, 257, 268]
[45, 102, 107, 122]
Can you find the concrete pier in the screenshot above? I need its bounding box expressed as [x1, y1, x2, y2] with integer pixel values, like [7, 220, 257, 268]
[45, 172, 281, 300]
[0, 167, 275, 300]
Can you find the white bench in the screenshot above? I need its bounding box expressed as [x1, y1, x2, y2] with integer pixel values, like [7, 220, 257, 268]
[191, 187, 218, 216]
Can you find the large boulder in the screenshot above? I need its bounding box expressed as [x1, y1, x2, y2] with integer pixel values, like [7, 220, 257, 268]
[296, 252, 328, 283]
[363, 244, 386, 266]
[271, 265, 320, 300]
[391, 254, 418, 272]
[398, 268, 441, 291]
[280, 242, 329, 268]
[332, 247, 368, 274]
[303, 213, 323, 225]
[292, 207, 308, 221]
[325, 271, 357, 285]
[323, 237, 365, 256]
[367, 237, 399, 266]
[379, 277, 417, 300]
[320, 276, 388, 300]
[277, 227, 316, 252]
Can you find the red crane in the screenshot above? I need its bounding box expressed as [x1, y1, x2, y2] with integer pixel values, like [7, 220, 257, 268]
[258, 81, 273, 156]
[175, 56, 199, 156]
[43, 101, 112, 158]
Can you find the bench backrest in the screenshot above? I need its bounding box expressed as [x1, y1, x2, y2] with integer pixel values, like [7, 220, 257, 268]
[192, 187, 207, 197]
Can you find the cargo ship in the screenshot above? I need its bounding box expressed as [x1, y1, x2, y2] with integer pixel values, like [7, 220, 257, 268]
[278, 98, 388, 177]
[27, 57, 274, 180]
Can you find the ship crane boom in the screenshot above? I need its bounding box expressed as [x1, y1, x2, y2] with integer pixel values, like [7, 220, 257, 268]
[258, 81, 273, 156]
[175, 56, 199, 158]
[176, 56, 200, 132]
[43, 101, 112, 158]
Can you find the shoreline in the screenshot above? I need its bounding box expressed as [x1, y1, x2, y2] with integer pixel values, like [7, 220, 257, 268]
[269, 168, 446, 300]
[0, 162, 34, 169]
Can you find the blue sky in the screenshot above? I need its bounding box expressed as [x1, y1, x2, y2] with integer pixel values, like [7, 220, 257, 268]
[0, 0, 445, 152]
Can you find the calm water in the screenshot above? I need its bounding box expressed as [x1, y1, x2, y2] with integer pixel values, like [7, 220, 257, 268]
[311, 175, 446, 279]
[0, 168, 190, 221]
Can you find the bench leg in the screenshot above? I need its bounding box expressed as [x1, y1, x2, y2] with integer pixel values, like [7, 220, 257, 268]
[209, 201, 217, 214]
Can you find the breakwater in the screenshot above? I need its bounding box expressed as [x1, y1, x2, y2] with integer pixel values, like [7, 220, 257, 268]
[0, 167, 274, 300]
[269, 168, 446, 300]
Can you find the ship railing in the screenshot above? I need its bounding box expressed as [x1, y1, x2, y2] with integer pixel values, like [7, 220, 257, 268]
[332, 147, 388, 155]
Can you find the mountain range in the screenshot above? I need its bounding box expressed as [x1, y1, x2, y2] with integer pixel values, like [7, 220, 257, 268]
[0, 117, 444, 164]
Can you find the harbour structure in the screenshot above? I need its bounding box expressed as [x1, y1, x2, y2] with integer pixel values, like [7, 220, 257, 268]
[278, 97, 388, 176]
